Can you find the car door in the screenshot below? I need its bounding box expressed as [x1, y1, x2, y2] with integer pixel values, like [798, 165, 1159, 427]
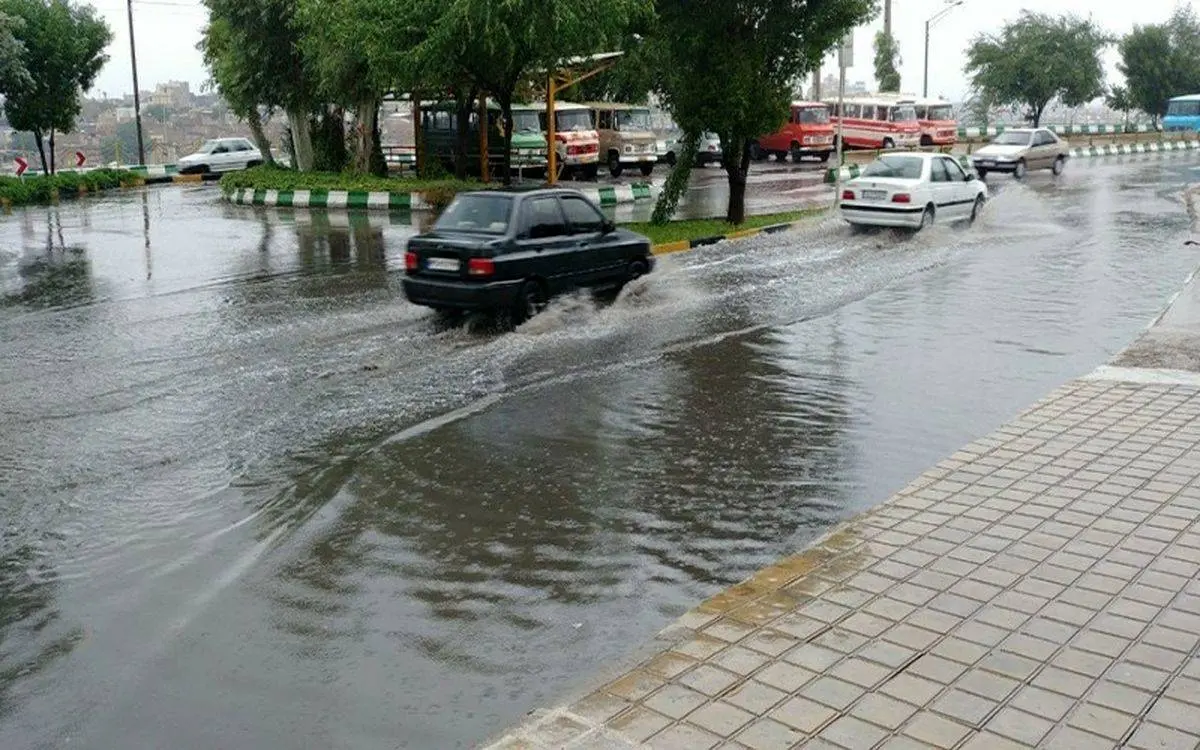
[558, 194, 620, 285]
[1032, 130, 1056, 169]
[940, 157, 976, 214]
[511, 197, 577, 293]
[928, 157, 959, 219]
[208, 142, 233, 171]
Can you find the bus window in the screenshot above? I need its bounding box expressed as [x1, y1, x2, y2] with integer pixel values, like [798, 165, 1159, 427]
[1167, 99, 1200, 116]
[876, 106, 888, 121]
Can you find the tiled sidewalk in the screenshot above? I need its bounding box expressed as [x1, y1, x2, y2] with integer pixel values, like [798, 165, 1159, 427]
[483, 376, 1200, 749]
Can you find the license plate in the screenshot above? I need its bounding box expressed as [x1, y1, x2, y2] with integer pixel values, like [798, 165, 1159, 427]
[862, 189, 887, 201]
[426, 257, 460, 272]
[978, 160, 995, 167]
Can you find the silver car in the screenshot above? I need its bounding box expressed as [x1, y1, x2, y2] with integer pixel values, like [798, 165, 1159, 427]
[656, 131, 722, 167]
[969, 128, 1070, 180]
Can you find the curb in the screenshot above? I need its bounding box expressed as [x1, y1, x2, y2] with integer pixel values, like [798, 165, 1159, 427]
[958, 123, 1156, 138]
[224, 182, 662, 210]
[649, 217, 817, 256]
[824, 141, 1200, 183]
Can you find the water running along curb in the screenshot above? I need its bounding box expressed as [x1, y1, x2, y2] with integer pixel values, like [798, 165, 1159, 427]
[824, 139, 1200, 183]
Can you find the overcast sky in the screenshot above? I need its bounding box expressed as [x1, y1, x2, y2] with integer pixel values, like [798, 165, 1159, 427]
[88, 0, 1195, 104]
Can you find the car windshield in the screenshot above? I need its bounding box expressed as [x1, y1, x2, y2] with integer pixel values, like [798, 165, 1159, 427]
[861, 155, 924, 180]
[511, 110, 541, 133]
[890, 106, 917, 122]
[926, 104, 954, 120]
[556, 110, 593, 131]
[797, 107, 830, 124]
[616, 110, 652, 130]
[1167, 99, 1200, 116]
[433, 194, 513, 234]
[993, 131, 1032, 146]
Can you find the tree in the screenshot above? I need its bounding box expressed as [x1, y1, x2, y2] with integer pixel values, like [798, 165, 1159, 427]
[1119, 8, 1200, 124]
[650, 0, 874, 224]
[0, 10, 30, 95]
[417, 0, 649, 183]
[1105, 85, 1135, 126]
[198, 15, 275, 164]
[964, 12, 1110, 127]
[873, 30, 900, 92]
[0, 0, 110, 174]
[99, 120, 139, 164]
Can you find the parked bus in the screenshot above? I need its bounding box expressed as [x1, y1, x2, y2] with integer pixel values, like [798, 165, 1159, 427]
[825, 94, 921, 150]
[903, 96, 958, 146]
[534, 101, 601, 179]
[752, 101, 836, 162]
[1164, 94, 1200, 132]
[420, 100, 547, 175]
[588, 102, 659, 177]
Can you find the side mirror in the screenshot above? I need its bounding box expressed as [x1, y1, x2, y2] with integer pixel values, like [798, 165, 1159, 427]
[601, 219, 615, 234]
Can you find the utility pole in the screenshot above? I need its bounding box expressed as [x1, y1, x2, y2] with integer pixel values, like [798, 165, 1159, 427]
[884, 0, 892, 37]
[127, 0, 146, 166]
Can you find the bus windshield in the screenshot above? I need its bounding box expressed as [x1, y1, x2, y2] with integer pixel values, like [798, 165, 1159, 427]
[1166, 99, 1200, 117]
[616, 109, 652, 130]
[926, 104, 954, 120]
[797, 107, 830, 124]
[511, 110, 541, 133]
[555, 110, 594, 131]
[890, 106, 917, 122]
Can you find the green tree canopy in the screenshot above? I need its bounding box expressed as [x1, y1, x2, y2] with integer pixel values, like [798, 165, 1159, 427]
[964, 11, 1110, 127]
[0, 0, 110, 174]
[1105, 84, 1135, 124]
[1118, 7, 1200, 122]
[649, 0, 874, 224]
[873, 30, 900, 93]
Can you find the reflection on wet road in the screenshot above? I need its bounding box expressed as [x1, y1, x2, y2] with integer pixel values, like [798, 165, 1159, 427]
[1, 156, 1199, 748]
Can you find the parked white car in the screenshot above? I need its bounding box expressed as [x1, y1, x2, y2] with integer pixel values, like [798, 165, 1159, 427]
[177, 138, 263, 174]
[840, 152, 988, 231]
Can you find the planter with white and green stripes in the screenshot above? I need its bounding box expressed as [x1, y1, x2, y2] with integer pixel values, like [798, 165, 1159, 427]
[223, 181, 661, 211]
[958, 123, 1158, 139]
[1068, 140, 1200, 158]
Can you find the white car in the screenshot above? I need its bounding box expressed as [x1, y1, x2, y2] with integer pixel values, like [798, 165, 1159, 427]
[840, 152, 988, 231]
[177, 137, 263, 175]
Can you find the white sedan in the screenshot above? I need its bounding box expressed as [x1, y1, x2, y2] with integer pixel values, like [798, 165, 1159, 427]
[840, 152, 988, 231]
[177, 137, 263, 175]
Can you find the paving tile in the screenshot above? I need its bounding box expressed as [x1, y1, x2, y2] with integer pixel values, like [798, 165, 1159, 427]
[571, 692, 632, 724]
[705, 619, 758, 643]
[817, 715, 890, 749]
[689, 702, 756, 738]
[608, 706, 672, 742]
[605, 670, 667, 701]
[1127, 722, 1200, 750]
[646, 652, 699, 679]
[1071, 629, 1128, 658]
[1087, 679, 1153, 715]
[1041, 725, 1117, 750]
[830, 657, 892, 689]
[644, 684, 709, 720]
[954, 620, 1009, 648]
[902, 711, 972, 748]
[1146, 697, 1200, 735]
[930, 688, 997, 727]
[954, 669, 1020, 702]
[783, 644, 843, 672]
[798, 676, 864, 711]
[999, 632, 1058, 661]
[959, 732, 1032, 750]
[811, 628, 868, 654]
[771, 614, 827, 641]
[1125, 643, 1188, 672]
[841, 612, 891, 638]
[977, 651, 1040, 681]
[712, 645, 771, 676]
[1142, 625, 1200, 654]
[679, 665, 741, 697]
[1008, 684, 1076, 722]
[647, 722, 722, 750]
[1050, 647, 1112, 678]
[564, 730, 636, 750]
[849, 692, 919, 731]
[1065, 702, 1135, 742]
[741, 630, 801, 657]
[879, 673, 945, 707]
[733, 718, 803, 750]
[678, 635, 735, 660]
[883, 623, 940, 650]
[526, 715, 592, 746]
[985, 706, 1055, 745]
[769, 696, 836, 734]
[1164, 676, 1200, 707]
[930, 637, 990, 666]
[722, 681, 788, 717]
[1032, 666, 1094, 699]
[1108, 661, 1171, 693]
[755, 662, 815, 693]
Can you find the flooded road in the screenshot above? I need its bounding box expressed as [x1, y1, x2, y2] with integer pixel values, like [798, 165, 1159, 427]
[2, 155, 1199, 749]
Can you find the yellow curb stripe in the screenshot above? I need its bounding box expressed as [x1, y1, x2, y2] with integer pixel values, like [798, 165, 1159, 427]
[723, 228, 762, 241]
[171, 174, 203, 183]
[652, 240, 691, 256]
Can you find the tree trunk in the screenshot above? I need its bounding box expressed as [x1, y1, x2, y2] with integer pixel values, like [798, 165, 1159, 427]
[34, 128, 48, 175]
[352, 96, 380, 174]
[498, 93, 514, 185]
[49, 130, 57, 174]
[370, 104, 386, 177]
[1031, 103, 1045, 127]
[724, 138, 751, 225]
[454, 90, 475, 179]
[247, 108, 275, 165]
[287, 108, 315, 171]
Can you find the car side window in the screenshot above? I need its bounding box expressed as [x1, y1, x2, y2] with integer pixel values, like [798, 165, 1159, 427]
[942, 157, 967, 181]
[524, 198, 568, 239]
[929, 159, 949, 182]
[560, 196, 604, 234]
[1035, 131, 1054, 146]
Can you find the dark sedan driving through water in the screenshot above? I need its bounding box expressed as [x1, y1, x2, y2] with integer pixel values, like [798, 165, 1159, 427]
[402, 189, 654, 322]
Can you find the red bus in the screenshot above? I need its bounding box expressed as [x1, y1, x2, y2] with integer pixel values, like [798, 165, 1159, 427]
[752, 101, 836, 162]
[905, 97, 957, 146]
[826, 95, 921, 150]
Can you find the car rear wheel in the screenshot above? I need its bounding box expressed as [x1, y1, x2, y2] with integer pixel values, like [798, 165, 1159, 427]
[917, 205, 935, 231]
[246, 159, 263, 169]
[969, 195, 985, 224]
[882, 138, 895, 150]
[789, 142, 802, 162]
[1051, 156, 1065, 175]
[627, 258, 649, 282]
[607, 152, 622, 178]
[513, 280, 546, 324]
[1013, 159, 1027, 179]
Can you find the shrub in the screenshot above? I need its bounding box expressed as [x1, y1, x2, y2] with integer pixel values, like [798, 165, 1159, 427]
[0, 169, 136, 207]
[218, 164, 481, 203]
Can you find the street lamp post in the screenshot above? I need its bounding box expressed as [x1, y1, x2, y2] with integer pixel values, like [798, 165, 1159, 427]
[924, 0, 964, 98]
